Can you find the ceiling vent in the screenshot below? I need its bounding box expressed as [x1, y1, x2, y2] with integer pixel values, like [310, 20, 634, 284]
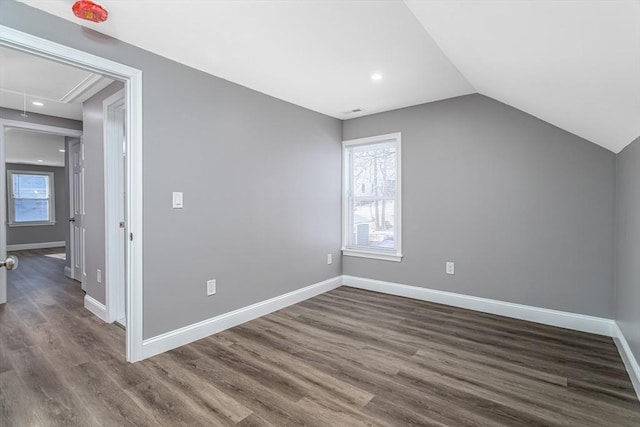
[341, 108, 364, 115]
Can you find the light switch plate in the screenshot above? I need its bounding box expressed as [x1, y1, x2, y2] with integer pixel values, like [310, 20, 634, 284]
[172, 192, 183, 209]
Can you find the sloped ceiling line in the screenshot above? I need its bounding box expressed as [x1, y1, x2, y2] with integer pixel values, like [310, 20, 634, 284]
[405, 0, 640, 153]
[14, 0, 640, 153]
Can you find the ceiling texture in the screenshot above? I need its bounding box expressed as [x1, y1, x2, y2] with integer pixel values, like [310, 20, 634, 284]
[0, 44, 113, 120]
[14, 0, 640, 153]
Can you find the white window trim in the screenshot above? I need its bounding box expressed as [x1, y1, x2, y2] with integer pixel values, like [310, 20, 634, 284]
[7, 170, 56, 227]
[342, 132, 402, 262]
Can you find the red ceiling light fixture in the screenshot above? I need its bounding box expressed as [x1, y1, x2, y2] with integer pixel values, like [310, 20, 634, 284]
[72, 1, 109, 23]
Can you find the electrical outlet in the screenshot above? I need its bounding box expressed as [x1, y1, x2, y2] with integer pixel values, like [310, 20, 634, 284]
[97, 269, 102, 283]
[207, 279, 216, 296]
[446, 262, 455, 275]
[327, 254, 332, 265]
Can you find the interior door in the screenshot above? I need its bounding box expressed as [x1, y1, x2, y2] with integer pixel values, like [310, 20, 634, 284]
[0, 126, 19, 304]
[70, 139, 85, 288]
[0, 127, 7, 304]
[116, 105, 126, 325]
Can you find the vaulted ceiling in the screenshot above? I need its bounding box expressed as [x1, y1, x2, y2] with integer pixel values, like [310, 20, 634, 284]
[16, 0, 640, 153]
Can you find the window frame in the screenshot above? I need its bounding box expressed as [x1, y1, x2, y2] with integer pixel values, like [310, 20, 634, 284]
[342, 132, 402, 262]
[7, 169, 56, 227]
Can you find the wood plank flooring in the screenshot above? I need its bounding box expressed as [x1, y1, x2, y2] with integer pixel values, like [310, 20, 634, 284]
[1, 248, 639, 426]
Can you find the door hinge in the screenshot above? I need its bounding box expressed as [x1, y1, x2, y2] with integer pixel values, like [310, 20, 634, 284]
[129, 232, 133, 241]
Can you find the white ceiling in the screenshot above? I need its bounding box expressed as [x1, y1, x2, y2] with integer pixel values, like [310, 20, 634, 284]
[5, 128, 66, 167]
[0, 45, 113, 120]
[16, 0, 474, 118]
[405, 0, 640, 154]
[17, 0, 640, 153]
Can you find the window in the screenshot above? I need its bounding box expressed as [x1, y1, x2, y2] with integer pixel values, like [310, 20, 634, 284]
[7, 170, 55, 226]
[342, 133, 401, 261]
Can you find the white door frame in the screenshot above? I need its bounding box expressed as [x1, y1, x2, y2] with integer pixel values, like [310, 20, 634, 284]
[103, 89, 126, 324]
[0, 25, 144, 362]
[0, 120, 83, 303]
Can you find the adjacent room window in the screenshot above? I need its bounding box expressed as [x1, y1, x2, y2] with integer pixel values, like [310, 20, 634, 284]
[342, 132, 402, 261]
[7, 170, 55, 226]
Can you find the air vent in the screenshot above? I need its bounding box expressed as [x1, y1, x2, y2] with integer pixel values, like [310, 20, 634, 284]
[341, 108, 364, 115]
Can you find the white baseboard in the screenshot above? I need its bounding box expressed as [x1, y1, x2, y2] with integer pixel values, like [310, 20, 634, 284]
[141, 275, 343, 359]
[342, 275, 615, 337]
[7, 241, 65, 251]
[612, 322, 640, 401]
[84, 294, 108, 322]
[64, 266, 73, 279]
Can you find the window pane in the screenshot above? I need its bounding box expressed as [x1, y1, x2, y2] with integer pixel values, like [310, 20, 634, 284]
[351, 143, 396, 198]
[15, 199, 50, 222]
[350, 199, 395, 249]
[13, 174, 50, 199]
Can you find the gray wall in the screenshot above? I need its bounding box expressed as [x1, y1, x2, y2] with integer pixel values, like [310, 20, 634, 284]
[0, 1, 343, 339]
[81, 81, 124, 304]
[5, 163, 67, 246]
[0, 107, 83, 131]
[614, 136, 640, 364]
[343, 94, 615, 318]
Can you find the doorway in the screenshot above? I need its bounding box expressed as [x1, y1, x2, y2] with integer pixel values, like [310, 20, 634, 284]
[0, 24, 144, 362]
[0, 121, 83, 301]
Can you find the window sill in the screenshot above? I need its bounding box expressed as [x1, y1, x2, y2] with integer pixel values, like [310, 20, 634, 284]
[342, 249, 403, 262]
[8, 222, 56, 228]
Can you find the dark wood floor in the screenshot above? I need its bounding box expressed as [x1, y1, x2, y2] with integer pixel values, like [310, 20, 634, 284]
[1, 249, 639, 426]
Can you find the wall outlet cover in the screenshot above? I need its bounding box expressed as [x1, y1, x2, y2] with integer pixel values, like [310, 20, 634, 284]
[446, 262, 455, 275]
[207, 279, 216, 296]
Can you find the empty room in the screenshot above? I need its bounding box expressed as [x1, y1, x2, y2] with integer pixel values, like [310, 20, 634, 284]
[0, 0, 639, 425]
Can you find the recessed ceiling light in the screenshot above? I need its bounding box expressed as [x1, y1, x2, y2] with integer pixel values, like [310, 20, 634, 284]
[59, 149, 66, 153]
[37, 159, 44, 163]
[32, 101, 44, 106]
[371, 73, 383, 81]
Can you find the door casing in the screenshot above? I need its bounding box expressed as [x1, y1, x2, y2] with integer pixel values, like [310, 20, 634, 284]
[0, 120, 83, 303]
[0, 24, 144, 362]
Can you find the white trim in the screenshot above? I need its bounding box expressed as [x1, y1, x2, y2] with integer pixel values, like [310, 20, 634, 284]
[612, 322, 640, 401]
[341, 132, 402, 261]
[7, 222, 57, 228]
[0, 119, 82, 305]
[142, 276, 343, 359]
[341, 249, 402, 262]
[6, 169, 56, 226]
[0, 120, 83, 138]
[64, 266, 73, 279]
[7, 241, 65, 251]
[343, 132, 402, 147]
[0, 24, 144, 362]
[60, 73, 104, 103]
[342, 275, 615, 336]
[103, 89, 126, 324]
[84, 294, 108, 322]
